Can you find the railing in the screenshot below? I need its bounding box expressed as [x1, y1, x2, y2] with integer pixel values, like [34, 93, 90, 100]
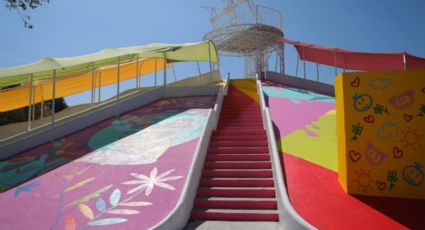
[151, 74, 229, 230]
[0, 71, 222, 160]
[256, 78, 316, 230]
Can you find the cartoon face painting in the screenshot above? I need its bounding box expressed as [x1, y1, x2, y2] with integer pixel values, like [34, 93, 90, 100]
[403, 163, 424, 186]
[365, 142, 387, 166]
[389, 90, 414, 110]
[353, 94, 373, 112]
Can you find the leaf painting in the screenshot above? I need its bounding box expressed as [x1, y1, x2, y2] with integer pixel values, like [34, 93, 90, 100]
[65, 177, 95, 193]
[65, 184, 112, 208]
[78, 204, 94, 220]
[109, 188, 121, 207]
[13, 181, 41, 197]
[95, 197, 106, 212]
[64, 215, 77, 230]
[88, 218, 128, 226]
[106, 209, 140, 215]
[119, 201, 152, 207]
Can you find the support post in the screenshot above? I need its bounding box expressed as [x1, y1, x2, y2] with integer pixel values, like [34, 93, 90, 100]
[333, 49, 338, 76]
[51, 69, 56, 142]
[154, 58, 157, 87]
[27, 73, 33, 131]
[302, 46, 306, 79]
[196, 61, 202, 76]
[295, 54, 300, 77]
[41, 99, 44, 119]
[136, 54, 140, 88]
[98, 73, 102, 103]
[91, 63, 95, 107]
[116, 57, 121, 118]
[403, 53, 407, 71]
[172, 63, 177, 82]
[163, 53, 167, 97]
[208, 41, 213, 83]
[316, 63, 320, 82]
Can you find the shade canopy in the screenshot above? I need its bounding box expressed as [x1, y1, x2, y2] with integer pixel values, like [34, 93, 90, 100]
[0, 41, 219, 112]
[277, 38, 425, 71]
[0, 41, 219, 88]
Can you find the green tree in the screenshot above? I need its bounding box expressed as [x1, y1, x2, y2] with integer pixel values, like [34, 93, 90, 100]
[3, 0, 51, 29]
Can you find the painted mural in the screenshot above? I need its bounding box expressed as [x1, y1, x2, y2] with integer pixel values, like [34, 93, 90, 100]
[336, 70, 425, 199]
[263, 80, 425, 229]
[0, 96, 215, 230]
[262, 80, 337, 171]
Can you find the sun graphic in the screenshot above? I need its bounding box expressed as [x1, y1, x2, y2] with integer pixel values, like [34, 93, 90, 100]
[352, 167, 374, 193]
[400, 127, 423, 151]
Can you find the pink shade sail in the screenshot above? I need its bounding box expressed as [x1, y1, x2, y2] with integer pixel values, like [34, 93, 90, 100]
[277, 38, 425, 71]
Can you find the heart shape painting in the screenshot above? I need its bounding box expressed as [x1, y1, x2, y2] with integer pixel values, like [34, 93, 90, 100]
[363, 115, 374, 123]
[403, 113, 413, 122]
[351, 77, 360, 87]
[376, 181, 387, 191]
[349, 150, 361, 163]
[393, 146, 404, 158]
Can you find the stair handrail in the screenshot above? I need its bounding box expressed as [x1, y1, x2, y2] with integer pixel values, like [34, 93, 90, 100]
[256, 78, 316, 230]
[151, 74, 230, 230]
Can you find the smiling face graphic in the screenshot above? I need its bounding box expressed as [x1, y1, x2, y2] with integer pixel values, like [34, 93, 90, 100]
[353, 94, 373, 112]
[365, 142, 387, 166]
[389, 90, 414, 110]
[403, 163, 424, 186]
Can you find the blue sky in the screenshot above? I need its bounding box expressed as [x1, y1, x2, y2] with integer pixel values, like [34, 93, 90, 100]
[1, 0, 424, 104]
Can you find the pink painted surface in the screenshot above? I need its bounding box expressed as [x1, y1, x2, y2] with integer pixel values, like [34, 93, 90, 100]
[0, 96, 214, 230]
[267, 96, 335, 137]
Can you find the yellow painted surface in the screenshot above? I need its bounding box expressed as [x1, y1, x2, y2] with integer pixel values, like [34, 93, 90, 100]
[230, 79, 259, 102]
[336, 70, 425, 199]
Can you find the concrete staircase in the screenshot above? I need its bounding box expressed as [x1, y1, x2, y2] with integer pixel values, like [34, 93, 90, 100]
[190, 84, 279, 222]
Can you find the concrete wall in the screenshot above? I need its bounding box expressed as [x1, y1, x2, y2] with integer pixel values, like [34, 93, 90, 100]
[265, 71, 335, 96]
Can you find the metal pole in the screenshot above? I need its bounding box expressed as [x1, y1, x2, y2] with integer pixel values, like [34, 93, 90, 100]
[302, 46, 306, 79]
[208, 41, 213, 83]
[275, 49, 278, 72]
[98, 72, 102, 103]
[295, 54, 300, 77]
[333, 50, 338, 76]
[41, 99, 44, 119]
[196, 61, 202, 76]
[172, 63, 177, 82]
[403, 54, 407, 71]
[116, 57, 121, 118]
[91, 63, 95, 107]
[163, 54, 167, 97]
[27, 73, 33, 131]
[51, 69, 56, 142]
[136, 54, 140, 88]
[316, 63, 320, 82]
[154, 58, 157, 87]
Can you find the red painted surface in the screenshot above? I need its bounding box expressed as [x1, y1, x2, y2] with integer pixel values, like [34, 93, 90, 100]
[283, 153, 425, 230]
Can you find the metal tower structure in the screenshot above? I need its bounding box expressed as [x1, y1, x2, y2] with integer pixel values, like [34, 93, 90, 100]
[203, 0, 284, 78]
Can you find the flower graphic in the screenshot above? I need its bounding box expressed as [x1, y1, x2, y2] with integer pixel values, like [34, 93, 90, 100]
[122, 167, 183, 196]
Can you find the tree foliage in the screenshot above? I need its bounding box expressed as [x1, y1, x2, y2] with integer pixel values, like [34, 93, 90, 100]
[4, 0, 50, 29]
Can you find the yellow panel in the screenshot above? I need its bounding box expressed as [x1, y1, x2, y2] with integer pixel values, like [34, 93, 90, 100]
[336, 70, 425, 199]
[0, 58, 168, 112]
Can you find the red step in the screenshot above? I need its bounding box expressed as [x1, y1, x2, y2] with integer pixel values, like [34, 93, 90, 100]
[194, 199, 277, 209]
[202, 169, 273, 178]
[197, 187, 275, 198]
[211, 135, 266, 141]
[209, 140, 268, 148]
[191, 210, 279, 221]
[208, 147, 269, 154]
[212, 129, 265, 135]
[204, 161, 271, 169]
[199, 179, 274, 187]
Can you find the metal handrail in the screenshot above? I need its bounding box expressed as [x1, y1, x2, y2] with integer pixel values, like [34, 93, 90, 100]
[257, 78, 316, 230]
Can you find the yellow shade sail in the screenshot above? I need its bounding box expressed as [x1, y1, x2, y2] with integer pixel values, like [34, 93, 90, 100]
[0, 58, 167, 112]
